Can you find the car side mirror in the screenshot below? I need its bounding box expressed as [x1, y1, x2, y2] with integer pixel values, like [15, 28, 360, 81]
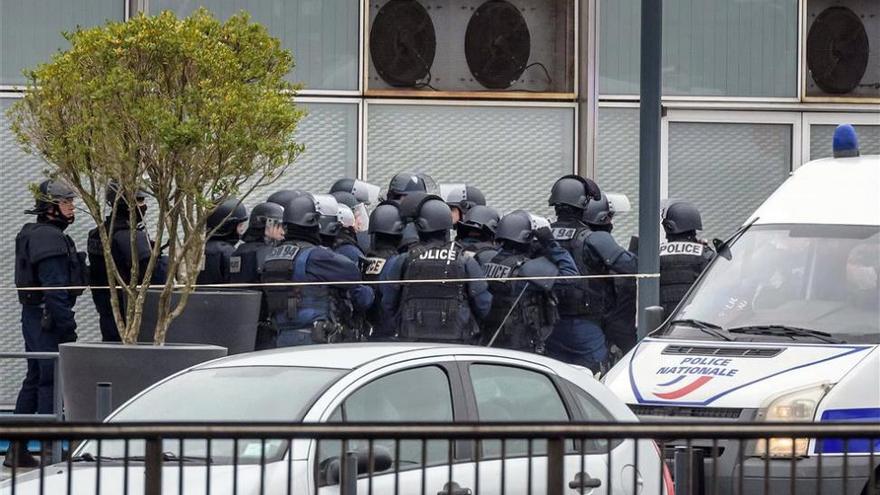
[713, 237, 732, 260]
[643, 305, 666, 334]
[321, 445, 394, 485]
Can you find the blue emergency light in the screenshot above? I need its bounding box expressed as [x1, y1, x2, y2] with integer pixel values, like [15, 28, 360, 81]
[832, 124, 860, 158]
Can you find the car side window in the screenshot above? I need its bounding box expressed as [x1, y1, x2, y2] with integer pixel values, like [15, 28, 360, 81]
[468, 364, 570, 458]
[570, 385, 623, 452]
[319, 366, 453, 483]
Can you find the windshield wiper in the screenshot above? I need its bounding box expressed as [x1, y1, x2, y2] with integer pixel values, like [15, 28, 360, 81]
[727, 325, 845, 344]
[71, 453, 126, 463]
[669, 319, 735, 341]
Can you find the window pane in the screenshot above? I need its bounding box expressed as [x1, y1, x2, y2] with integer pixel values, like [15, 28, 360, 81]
[366, 104, 574, 217]
[469, 364, 569, 458]
[668, 122, 792, 240]
[338, 366, 453, 472]
[810, 124, 880, 160]
[150, 0, 358, 90]
[599, 0, 797, 97]
[1, 0, 125, 85]
[596, 107, 640, 244]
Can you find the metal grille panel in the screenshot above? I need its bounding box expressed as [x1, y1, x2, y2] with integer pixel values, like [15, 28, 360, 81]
[668, 122, 792, 240]
[365, 103, 575, 217]
[596, 107, 640, 245]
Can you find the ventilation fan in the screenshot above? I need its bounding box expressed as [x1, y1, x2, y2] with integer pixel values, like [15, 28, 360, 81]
[806, 6, 870, 94]
[370, 0, 437, 87]
[465, 0, 532, 89]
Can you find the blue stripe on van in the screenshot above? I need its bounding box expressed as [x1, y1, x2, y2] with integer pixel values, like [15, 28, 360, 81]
[816, 408, 880, 454]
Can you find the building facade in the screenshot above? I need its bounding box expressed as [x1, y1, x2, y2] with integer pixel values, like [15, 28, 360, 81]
[0, 0, 877, 405]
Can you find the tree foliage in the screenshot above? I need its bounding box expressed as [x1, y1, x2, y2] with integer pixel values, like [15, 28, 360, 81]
[9, 9, 304, 344]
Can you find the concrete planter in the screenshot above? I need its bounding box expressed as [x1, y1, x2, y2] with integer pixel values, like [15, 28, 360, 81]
[137, 289, 262, 354]
[59, 342, 227, 422]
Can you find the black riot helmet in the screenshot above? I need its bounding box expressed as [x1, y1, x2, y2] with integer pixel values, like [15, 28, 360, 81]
[26, 179, 77, 215]
[387, 172, 429, 201]
[207, 198, 248, 238]
[248, 202, 284, 231]
[662, 200, 703, 235]
[282, 194, 321, 229]
[413, 195, 453, 233]
[369, 202, 405, 236]
[267, 189, 305, 207]
[440, 183, 487, 213]
[583, 192, 614, 227]
[457, 205, 500, 236]
[495, 210, 534, 245]
[105, 181, 147, 208]
[548, 175, 601, 210]
[330, 191, 359, 209]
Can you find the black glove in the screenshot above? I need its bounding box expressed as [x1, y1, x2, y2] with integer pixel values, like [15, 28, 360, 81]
[535, 227, 556, 249]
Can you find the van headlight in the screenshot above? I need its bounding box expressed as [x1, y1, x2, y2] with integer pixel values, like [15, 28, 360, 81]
[754, 383, 831, 458]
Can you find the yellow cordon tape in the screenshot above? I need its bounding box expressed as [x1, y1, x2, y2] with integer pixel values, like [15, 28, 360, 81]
[1, 273, 660, 292]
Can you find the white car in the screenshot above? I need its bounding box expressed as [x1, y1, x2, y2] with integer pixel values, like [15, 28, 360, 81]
[3, 343, 669, 495]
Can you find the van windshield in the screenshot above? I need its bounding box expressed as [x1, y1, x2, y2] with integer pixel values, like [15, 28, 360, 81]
[661, 224, 879, 344]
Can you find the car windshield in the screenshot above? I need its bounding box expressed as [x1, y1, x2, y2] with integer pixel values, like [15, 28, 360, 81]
[77, 366, 344, 464]
[660, 224, 879, 344]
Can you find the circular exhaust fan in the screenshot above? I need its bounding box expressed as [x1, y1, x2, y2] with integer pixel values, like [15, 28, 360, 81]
[806, 6, 869, 94]
[465, 0, 531, 89]
[370, 0, 436, 88]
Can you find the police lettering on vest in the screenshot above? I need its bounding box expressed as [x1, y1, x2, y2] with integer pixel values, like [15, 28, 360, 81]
[362, 257, 387, 276]
[484, 263, 512, 279]
[660, 242, 704, 256]
[417, 247, 457, 261]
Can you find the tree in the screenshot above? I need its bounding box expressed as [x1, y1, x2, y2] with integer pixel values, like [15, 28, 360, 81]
[9, 9, 304, 344]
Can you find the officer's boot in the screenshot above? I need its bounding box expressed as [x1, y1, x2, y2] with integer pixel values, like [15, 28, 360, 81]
[3, 441, 39, 468]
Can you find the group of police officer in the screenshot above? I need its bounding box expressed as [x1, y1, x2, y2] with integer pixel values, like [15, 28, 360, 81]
[8, 173, 713, 467]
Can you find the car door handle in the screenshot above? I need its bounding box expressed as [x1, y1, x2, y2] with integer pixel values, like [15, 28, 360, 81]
[569, 472, 602, 490]
[437, 481, 472, 495]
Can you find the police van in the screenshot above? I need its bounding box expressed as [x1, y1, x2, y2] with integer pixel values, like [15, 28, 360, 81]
[604, 147, 879, 494]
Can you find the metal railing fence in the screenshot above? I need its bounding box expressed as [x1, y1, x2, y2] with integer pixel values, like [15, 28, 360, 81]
[1, 421, 878, 495]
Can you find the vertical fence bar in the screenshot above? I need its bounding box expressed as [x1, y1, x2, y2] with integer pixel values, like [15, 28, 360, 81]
[790, 439, 796, 495]
[368, 438, 376, 495]
[144, 437, 162, 495]
[843, 439, 849, 495]
[446, 439, 453, 495]
[260, 439, 267, 495]
[737, 439, 744, 495]
[633, 439, 640, 495]
[817, 438, 823, 495]
[287, 439, 293, 495]
[712, 439, 719, 495]
[474, 438, 481, 495]
[658, 441, 665, 495]
[96, 439, 102, 495]
[38, 440, 45, 495]
[232, 439, 239, 495]
[67, 439, 74, 495]
[869, 437, 876, 495]
[527, 439, 534, 495]
[394, 438, 400, 495]
[547, 437, 564, 495]
[178, 438, 185, 495]
[501, 439, 508, 495]
[52, 356, 63, 465]
[123, 439, 130, 495]
[313, 439, 320, 495]
[342, 451, 357, 495]
[606, 437, 612, 495]
[420, 439, 427, 495]
[763, 438, 770, 495]
[206, 439, 212, 495]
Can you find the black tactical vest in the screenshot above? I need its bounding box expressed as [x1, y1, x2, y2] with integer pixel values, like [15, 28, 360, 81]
[229, 241, 273, 285]
[398, 242, 474, 343]
[199, 239, 236, 285]
[15, 222, 88, 305]
[260, 242, 330, 322]
[551, 221, 606, 318]
[483, 252, 559, 352]
[659, 241, 713, 316]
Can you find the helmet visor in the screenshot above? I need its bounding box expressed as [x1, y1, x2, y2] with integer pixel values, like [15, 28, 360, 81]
[439, 183, 467, 205]
[352, 203, 370, 232]
[528, 214, 551, 231]
[606, 193, 632, 214]
[351, 180, 381, 205]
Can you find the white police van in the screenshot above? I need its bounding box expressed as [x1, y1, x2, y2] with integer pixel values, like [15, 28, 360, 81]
[604, 144, 879, 494]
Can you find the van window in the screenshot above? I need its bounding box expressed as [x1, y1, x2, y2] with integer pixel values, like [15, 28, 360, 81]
[662, 225, 879, 344]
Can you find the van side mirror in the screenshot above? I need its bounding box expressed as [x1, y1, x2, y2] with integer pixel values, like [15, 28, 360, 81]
[713, 238, 732, 260]
[643, 306, 666, 334]
[321, 445, 394, 485]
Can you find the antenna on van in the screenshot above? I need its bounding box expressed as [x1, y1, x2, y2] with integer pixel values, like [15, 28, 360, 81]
[713, 216, 760, 260]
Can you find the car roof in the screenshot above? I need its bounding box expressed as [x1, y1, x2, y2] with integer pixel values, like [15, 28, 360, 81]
[194, 343, 572, 371]
[749, 155, 879, 227]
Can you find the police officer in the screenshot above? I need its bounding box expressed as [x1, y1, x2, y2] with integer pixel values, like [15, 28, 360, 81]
[330, 191, 369, 260]
[659, 200, 715, 317]
[455, 205, 500, 265]
[439, 183, 487, 223]
[10, 180, 87, 468]
[88, 183, 156, 342]
[330, 179, 381, 252]
[197, 198, 248, 285]
[482, 211, 577, 352]
[362, 202, 405, 340]
[546, 176, 633, 372]
[261, 194, 373, 346]
[585, 194, 640, 357]
[380, 195, 492, 344]
[229, 202, 285, 350]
